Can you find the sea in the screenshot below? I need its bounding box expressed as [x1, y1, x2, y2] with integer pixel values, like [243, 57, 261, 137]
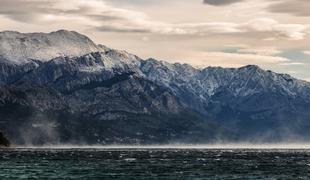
[1, 145, 310, 179]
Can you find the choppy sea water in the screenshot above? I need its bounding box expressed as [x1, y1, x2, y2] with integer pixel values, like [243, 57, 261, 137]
[1, 148, 310, 179]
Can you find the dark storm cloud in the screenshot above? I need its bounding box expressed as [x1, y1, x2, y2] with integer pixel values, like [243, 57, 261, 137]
[203, 0, 244, 6]
[268, 0, 310, 17]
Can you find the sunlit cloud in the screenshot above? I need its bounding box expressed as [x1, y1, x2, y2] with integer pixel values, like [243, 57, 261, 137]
[303, 51, 310, 55]
[168, 50, 290, 68]
[280, 62, 305, 66]
[0, 0, 307, 41]
[236, 47, 282, 56]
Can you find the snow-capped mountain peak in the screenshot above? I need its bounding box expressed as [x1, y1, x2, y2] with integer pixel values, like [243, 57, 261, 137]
[0, 30, 105, 64]
[1, 30, 310, 144]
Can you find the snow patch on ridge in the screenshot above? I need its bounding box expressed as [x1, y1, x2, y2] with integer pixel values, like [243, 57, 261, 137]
[0, 30, 105, 64]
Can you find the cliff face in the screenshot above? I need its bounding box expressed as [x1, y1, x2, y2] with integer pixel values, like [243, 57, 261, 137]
[0, 80, 234, 145]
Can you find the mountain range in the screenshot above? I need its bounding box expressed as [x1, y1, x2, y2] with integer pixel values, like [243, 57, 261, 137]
[0, 30, 310, 145]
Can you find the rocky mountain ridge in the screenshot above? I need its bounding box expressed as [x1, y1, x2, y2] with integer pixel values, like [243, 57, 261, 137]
[0, 30, 309, 145]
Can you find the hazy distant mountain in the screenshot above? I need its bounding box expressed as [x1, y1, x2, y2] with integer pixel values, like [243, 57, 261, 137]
[0, 30, 309, 145]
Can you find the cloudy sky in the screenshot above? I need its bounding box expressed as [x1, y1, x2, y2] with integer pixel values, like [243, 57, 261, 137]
[0, 0, 310, 80]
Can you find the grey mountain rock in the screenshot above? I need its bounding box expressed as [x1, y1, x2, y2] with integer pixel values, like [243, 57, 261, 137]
[0, 30, 309, 145]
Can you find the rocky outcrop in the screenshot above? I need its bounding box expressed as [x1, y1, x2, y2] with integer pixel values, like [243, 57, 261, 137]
[0, 132, 10, 147]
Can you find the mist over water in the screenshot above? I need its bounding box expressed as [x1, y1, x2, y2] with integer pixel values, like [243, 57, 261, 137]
[11, 143, 310, 150]
[4, 135, 310, 179]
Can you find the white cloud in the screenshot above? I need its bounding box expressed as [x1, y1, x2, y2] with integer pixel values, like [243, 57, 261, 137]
[98, 18, 308, 41]
[303, 51, 310, 55]
[237, 47, 282, 56]
[239, 18, 307, 40]
[168, 50, 290, 68]
[0, 0, 147, 27]
[280, 62, 305, 66]
[0, 0, 307, 41]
